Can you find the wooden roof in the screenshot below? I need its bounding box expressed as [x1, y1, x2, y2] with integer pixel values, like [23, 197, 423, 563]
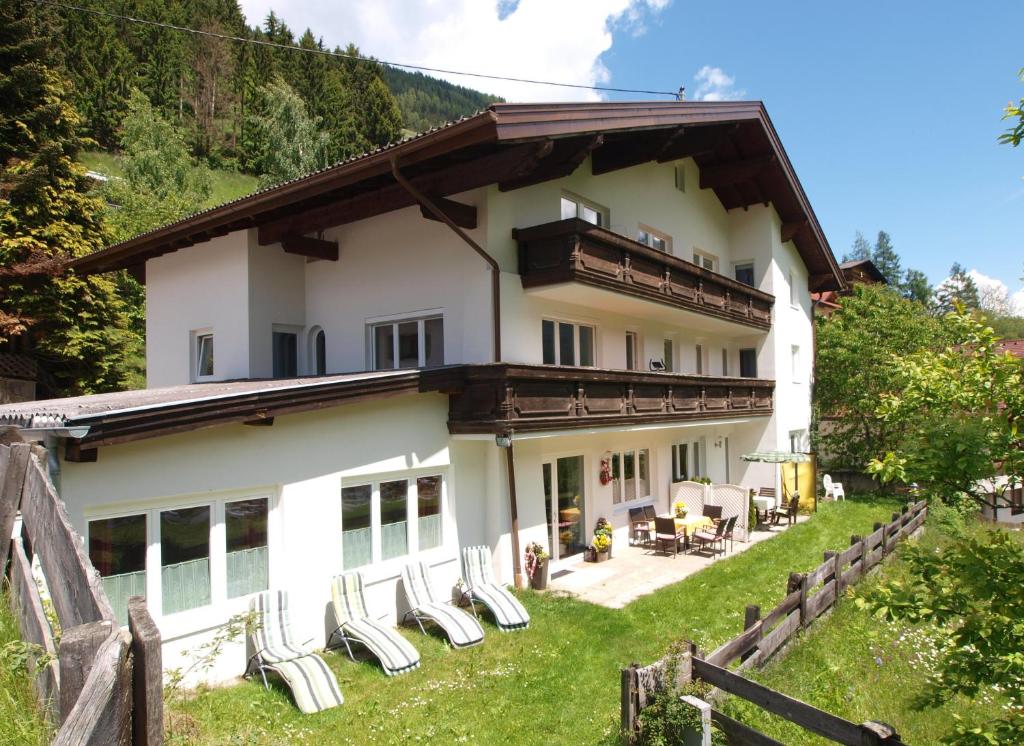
[70, 101, 844, 291]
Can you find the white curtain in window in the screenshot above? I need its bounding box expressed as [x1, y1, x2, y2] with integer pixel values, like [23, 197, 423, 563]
[101, 572, 146, 627]
[343, 527, 372, 569]
[162, 558, 211, 615]
[226, 546, 269, 599]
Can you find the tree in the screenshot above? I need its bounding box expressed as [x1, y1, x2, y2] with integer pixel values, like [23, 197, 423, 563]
[842, 231, 872, 262]
[868, 307, 1023, 510]
[870, 230, 902, 286]
[934, 263, 980, 315]
[246, 78, 331, 188]
[0, 0, 143, 393]
[999, 67, 1023, 148]
[901, 268, 933, 305]
[813, 283, 954, 471]
[102, 89, 212, 243]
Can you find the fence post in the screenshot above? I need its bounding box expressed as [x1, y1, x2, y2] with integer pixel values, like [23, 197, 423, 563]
[621, 663, 638, 739]
[788, 572, 808, 627]
[741, 605, 760, 662]
[128, 597, 163, 746]
[59, 620, 114, 723]
[0, 443, 30, 572]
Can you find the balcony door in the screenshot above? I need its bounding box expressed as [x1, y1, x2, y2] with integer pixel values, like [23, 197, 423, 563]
[542, 456, 586, 562]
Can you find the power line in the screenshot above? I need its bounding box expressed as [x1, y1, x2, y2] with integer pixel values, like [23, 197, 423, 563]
[32, 0, 680, 98]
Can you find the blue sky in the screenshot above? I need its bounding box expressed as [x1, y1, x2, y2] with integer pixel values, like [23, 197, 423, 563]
[241, 0, 1023, 302]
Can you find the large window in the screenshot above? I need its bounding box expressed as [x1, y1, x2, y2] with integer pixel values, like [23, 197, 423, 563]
[637, 225, 670, 253]
[734, 262, 755, 286]
[611, 448, 650, 504]
[341, 474, 445, 569]
[673, 439, 706, 481]
[739, 348, 757, 378]
[371, 315, 444, 370]
[88, 514, 147, 627]
[542, 319, 594, 366]
[663, 338, 675, 373]
[625, 331, 640, 371]
[561, 193, 607, 227]
[193, 331, 214, 381]
[272, 330, 298, 378]
[88, 495, 271, 624]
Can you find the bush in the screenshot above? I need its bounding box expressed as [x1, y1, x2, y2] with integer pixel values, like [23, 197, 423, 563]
[637, 679, 726, 746]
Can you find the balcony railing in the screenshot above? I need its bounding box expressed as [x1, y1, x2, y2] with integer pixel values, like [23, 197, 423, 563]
[514, 219, 774, 330]
[422, 364, 774, 434]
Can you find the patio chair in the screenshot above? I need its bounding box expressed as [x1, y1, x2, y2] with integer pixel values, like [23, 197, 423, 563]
[701, 504, 723, 526]
[401, 562, 484, 648]
[721, 515, 739, 553]
[462, 546, 530, 631]
[823, 474, 845, 501]
[691, 518, 729, 557]
[629, 507, 653, 545]
[653, 516, 686, 558]
[772, 494, 799, 526]
[328, 572, 421, 676]
[756, 487, 777, 524]
[244, 590, 344, 714]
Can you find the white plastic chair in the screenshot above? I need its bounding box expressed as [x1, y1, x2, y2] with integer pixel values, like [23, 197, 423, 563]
[823, 474, 845, 501]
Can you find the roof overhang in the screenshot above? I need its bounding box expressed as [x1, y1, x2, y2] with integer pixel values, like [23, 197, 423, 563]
[70, 101, 844, 291]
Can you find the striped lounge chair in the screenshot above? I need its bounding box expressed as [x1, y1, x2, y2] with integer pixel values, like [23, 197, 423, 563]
[244, 590, 344, 714]
[329, 571, 421, 676]
[461, 545, 530, 632]
[401, 562, 484, 648]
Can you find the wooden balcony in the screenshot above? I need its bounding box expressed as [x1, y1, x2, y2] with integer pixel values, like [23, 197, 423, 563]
[422, 364, 774, 434]
[514, 219, 774, 330]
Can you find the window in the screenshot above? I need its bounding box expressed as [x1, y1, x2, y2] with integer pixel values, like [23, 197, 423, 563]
[789, 430, 806, 453]
[692, 439, 706, 478]
[637, 225, 671, 253]
[739, 348, 757, 378]
[721, 349, 729, 376]
[89, 514, 146, 626]
[225, 498, 269, 599]
[789, 269, 797, 306]
[695, 343, 704, 375]
[370, 315, 444, 370]
[542, 320, 594, 366]
[611, 448, 650, 504]
[194, 332, 214, 380]
[272, 331, 298, 378]
[625, 331, 640, 371]
[341, 474, 445, 569]
[663, 338, 675, 373]
[735, 262, 755, 286]
[160, 506, 211, 615]
[671, 443, 688, 482]
[560, 193, 607, 227]
[692, 250, 717, 272]
[673, 164, 686, 193]
[310, 328, 326, 376]
[791, 345, 801, 383]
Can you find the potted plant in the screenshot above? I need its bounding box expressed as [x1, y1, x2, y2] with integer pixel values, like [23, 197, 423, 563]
[594, 516, 613, 558]
[592, 532, 611, 562]
[524, 542, 550, 590]
[674, 501, 688, 519]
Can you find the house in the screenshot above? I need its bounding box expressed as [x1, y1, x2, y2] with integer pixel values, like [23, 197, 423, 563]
[0, 101, 844, 683]
[811, 258, 887, 315]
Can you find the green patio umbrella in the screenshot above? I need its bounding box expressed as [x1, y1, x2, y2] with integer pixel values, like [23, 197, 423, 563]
[741, 451, 812, 500]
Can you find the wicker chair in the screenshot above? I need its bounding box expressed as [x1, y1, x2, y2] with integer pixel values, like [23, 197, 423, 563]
[629, 507, 653, 546]
[721, 515, 738, 552]
[691, 518, 729, 557]
[772, 494, 799, 526]
[701, 504, 723, 525]
[653, 516, 686, 558]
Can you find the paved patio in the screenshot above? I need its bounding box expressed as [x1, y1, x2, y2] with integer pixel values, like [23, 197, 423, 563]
[547, 516, 810, 608]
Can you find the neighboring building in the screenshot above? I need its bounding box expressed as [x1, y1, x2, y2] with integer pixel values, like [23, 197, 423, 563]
[0, 102, 843, 683]
[0, 354, 37, 404]
[997, 338, 1024, 360]
[811, 258, 887, 315]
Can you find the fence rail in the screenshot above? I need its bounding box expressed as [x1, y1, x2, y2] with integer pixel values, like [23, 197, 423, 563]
[621, 499, 928, 744]
[0, 442, 164, 745]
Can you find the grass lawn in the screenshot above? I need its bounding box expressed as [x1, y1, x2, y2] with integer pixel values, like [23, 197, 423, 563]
[79, 151, 259, 208]
[0, 591, 53, 746]
[169, 496, 902, 745]
[717, 518, 1008, 744]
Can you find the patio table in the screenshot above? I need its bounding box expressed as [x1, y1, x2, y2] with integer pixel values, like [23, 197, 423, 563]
[752, 496, 776, 512]
[662, 514, 714, 549]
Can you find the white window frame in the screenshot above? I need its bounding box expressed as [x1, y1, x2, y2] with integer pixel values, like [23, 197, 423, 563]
[560, 192, 609, 227]
[191, 328, 214, 382]
[542, 318, 597, 367]
[637, 224, 672, 253]
[671, 443, 688, 482]
[792, 345, 802, 383]
[340, 470, 448, 573]
[610, 448, 651, 505]
[692, 249, 718, 273]
[789, 269, 798, 307]
[85, 489, 275, 631]
[367, 311, 445, 370]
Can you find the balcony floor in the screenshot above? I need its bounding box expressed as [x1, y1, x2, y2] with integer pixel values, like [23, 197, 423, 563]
[547, 516, 809, 609]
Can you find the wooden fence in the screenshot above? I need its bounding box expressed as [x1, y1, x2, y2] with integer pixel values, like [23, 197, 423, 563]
[0, 443, 164, 745]
[620, 499, 928, 744]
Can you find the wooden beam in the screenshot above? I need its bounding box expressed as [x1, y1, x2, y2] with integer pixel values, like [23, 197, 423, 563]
[699, 154, 776, 190]
[808, 273, 837, 292]
[419, 196, 477, 229]
[125, 264, 145, 284]
[65, 441, 98, 463]
[781, 220, 808, 243]
[499, 134, 603, 191]
[280, 234, 339, 261]
[499, 139, 554, 182]
[656, 124, 738, 163]
[592, 128, 679, 175]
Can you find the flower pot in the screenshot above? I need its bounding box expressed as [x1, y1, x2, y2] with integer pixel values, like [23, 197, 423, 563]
[529, 557, 549, 590]
[584, 547, 596, 562]
[595, 550, 610, 563]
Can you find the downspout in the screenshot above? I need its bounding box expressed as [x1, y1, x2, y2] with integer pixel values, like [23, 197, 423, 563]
[503, 437, 523, 589]
[390, 157, 501, 362]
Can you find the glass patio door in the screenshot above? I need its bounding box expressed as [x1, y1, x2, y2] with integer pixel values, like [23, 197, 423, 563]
[543, 455, 586, 561]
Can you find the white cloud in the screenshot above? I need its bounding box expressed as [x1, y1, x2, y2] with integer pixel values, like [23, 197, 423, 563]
[939, 269, 1024, 316]
[692, 65, 745, 101]
[237, 0, 672, 103]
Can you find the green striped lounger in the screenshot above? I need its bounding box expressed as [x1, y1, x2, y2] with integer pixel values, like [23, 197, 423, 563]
[401, 562, 484, 648]
[245, 590, 344, 714]
[329, 571, 421, 676]
[462, 545, 530, 632]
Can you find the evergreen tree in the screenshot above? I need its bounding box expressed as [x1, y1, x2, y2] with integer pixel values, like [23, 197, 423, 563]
[934, 262, 981, 314]
[247, 78, 330, 187]
[901, 268, 933, 306]
[843, 231, 872, 262]
[871, 230, 902, 286]
[0, 0, 143, 393]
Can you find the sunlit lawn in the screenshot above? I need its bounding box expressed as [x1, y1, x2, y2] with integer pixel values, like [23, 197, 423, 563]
[168, 497, 902, 744]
